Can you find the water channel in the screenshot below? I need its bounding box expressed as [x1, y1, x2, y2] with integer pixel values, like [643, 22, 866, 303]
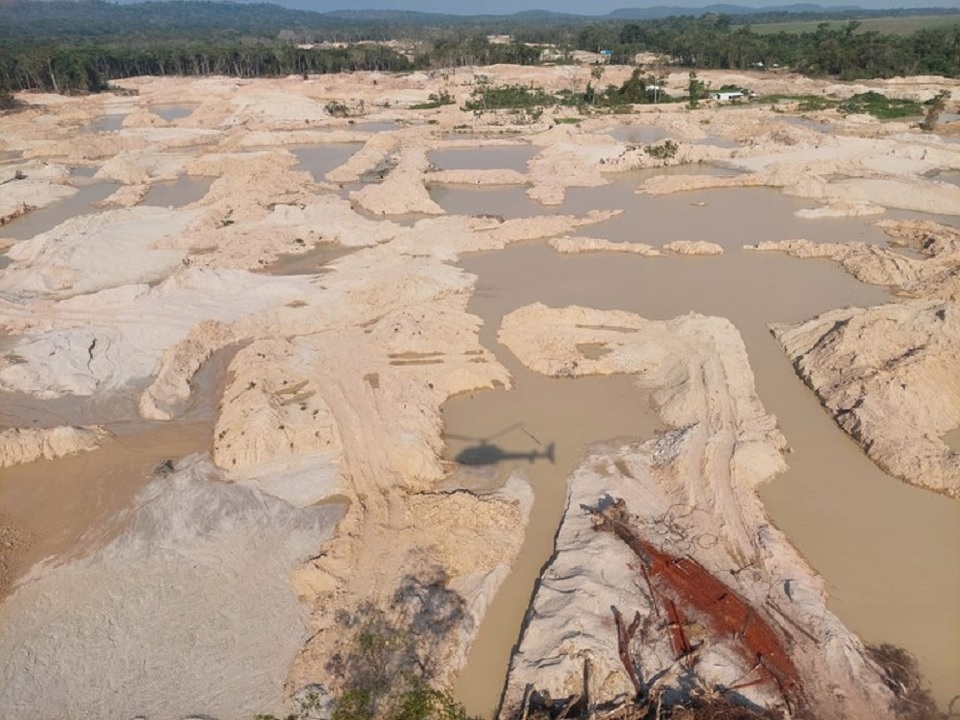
[442, 176, 960, 715]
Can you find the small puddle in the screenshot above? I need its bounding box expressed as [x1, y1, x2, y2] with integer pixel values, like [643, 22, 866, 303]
[260, 241, 358, 275]
[348, 121, 398, 133]
[931, 171, 960, 188]
[143, 176, 213, 208]
[781, 116, 831, 134]
[448, 184, 960, 713]
[291, 144, 363, 182]
[83, 114, 126, 134]
[0, 179, 119, 241]
[944, 428, 960, 452]
[698, 135, 739, 148]
[606, 125, 672, 145]
[153, 105, 196, 122]
[430, 145, 538, 173]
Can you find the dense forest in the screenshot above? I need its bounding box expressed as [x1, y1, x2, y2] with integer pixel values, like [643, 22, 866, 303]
[0, 0, 958, 97]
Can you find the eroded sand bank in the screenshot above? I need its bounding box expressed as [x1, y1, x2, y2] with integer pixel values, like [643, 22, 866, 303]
[1, 68, 959, 718]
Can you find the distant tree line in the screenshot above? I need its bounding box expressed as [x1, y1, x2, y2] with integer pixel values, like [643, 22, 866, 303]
[0, 41, 416, 94]
[0, 0, 958, 98]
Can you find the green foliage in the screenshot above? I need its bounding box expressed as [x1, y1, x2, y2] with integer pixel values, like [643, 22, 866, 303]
[0, 38, 414, 95]
[409, 90, 454, 110]
[325, 100, 350, 117]
[644, 139, 679, 159]
[326, 571, 470, 720]
[463, 84, 555, 112]
[0, 86, 15, 111]
[796, 96, 836, 111]
[838, 91, 922, 119]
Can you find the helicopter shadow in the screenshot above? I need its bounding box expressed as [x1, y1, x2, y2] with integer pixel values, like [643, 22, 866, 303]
[447, 422, 556, 467]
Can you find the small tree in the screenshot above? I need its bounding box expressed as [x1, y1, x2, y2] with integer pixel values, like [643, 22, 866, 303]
[687, 71, 705, 109]
[920, 90, 950, 133]
[0, 86, 15, 111]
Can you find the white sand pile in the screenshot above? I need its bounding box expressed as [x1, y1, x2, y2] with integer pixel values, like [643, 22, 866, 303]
[0, 268, 316, 398]
[550, 236, 662, 256]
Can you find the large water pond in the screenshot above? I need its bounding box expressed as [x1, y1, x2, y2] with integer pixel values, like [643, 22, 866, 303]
[443, 180, 960, 715]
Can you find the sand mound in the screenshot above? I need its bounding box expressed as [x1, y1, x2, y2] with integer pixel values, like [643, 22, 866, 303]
[0, 425, 109, 468]
[774, 301, 960, 497]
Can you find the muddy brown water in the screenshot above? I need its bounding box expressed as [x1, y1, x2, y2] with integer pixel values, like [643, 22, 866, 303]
[430, 145, 539, 173]
[292, 144, 363, 182]
[143, 176, 213, 208]
[944, 428, 960, 452]
[446, 182, 960, 714]
[431, 173, 899, 249]
[260, 241, 358, 276]
[428, 166, 740, 221]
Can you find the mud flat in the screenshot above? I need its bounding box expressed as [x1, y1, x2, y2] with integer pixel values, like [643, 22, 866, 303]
[0, 69, 959, 719]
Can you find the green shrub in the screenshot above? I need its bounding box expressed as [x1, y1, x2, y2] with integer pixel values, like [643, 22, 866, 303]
[410, 90, 454, 110]
[838, 91, 922, 119]
[463, 84, 555, 112]
[645, 139, 679, 159]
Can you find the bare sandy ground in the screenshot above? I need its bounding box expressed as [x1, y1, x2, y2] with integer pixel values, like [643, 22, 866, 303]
[0, 66, 958, 718]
